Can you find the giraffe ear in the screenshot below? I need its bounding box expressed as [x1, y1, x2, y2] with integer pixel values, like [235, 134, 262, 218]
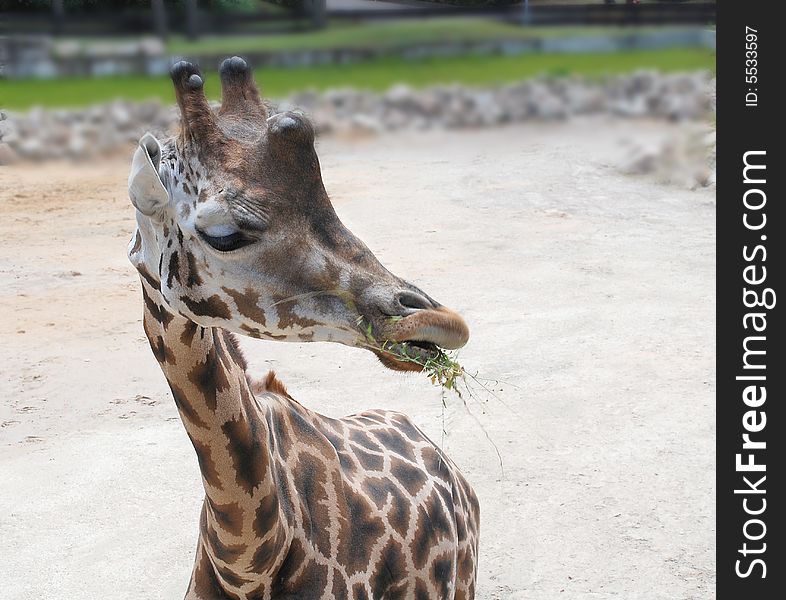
[128, 132, 169, 216]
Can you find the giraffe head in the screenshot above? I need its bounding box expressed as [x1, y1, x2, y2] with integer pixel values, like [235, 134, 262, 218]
[128, 58, 469, 371]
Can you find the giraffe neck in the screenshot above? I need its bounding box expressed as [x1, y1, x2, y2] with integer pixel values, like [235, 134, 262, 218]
[138, 273, 292, 592]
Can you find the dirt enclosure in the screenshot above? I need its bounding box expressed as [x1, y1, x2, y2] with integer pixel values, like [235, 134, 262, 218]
[0, 118, 715, 599]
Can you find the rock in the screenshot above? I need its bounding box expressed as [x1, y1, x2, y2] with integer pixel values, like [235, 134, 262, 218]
[0, 119, 18, 144]
[384, 84, 416, 106]
[619, 124, 717, 190]
[529, 82, 567, 120]
[0, 143, 19, 165]
[610, 95, 649, 118]
[16, 137, 46, 160]
[67, 131, 88, 157]
[471, 90, 505, 126]
[349, 113, 383, 134]
[620, 143, 663, 175]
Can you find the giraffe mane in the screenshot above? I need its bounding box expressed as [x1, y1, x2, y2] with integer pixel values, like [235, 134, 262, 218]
[246, 370, 292, 399]
[224, 332, 248, 371]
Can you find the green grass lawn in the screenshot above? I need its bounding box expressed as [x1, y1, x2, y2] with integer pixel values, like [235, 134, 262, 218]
[165, 19, 694, 55]
[44, 19, 707, 57]
[0, 48, 715, 111]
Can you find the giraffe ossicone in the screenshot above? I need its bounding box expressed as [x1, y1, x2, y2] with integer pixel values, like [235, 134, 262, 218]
[128, 56, 479, 600]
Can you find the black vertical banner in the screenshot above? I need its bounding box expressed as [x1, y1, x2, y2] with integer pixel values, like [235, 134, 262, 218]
[717, 2, 785, 598]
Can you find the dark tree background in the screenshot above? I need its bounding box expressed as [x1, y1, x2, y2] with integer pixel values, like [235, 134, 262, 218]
[418, 1, 521, 5]
[0, 0, 277, 11]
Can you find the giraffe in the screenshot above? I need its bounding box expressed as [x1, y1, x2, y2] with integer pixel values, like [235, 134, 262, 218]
[127, 57, 479, 600]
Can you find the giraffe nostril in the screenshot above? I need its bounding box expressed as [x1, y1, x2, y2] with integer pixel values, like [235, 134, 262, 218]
[396, 290, 434, 312]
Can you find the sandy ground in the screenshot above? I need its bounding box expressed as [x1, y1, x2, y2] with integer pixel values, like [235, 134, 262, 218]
[0, 118, 715, 599]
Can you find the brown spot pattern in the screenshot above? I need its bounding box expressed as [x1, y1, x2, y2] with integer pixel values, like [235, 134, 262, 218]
[293, 452, 332, 557]
[142, 286, 174, 329]
[170, 383, 208, 430]
[223, 286, 267, 327]
[182, 294, 232, 320]
[180, 319, 199, 346]
[185, 250, 204, 287]
[188, 345, 231, 412]
[192, 438, 223, 491]
[191, 545, 228, 600]
[206, 521, 247, 564]
[166, 250, 180, 288]
[370, 537, 407, 599]
[222, 414, 268, 496]
[207, 497, 245, 537]
[275, 299, 320, 330]
[352, 583, 370, 600]
[137, 264, 159, 290]
[390, 458, 426, 496]
[253, 492, 280, 539]
[339, 490, 386, 576]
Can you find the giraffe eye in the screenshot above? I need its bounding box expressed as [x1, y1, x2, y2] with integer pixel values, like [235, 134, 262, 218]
[198, 226, 254, 252]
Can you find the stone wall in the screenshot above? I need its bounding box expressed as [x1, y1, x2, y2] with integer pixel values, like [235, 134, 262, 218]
[0, 70, 715, 164]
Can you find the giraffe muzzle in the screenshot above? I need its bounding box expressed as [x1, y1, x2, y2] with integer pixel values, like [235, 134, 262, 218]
[386, 305, 470, 351]
[368, 294, 470, 372]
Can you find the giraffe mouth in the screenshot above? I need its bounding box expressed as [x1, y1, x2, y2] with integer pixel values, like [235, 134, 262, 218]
[369, 307, 469, 372]
[372, 340, 445, 372]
